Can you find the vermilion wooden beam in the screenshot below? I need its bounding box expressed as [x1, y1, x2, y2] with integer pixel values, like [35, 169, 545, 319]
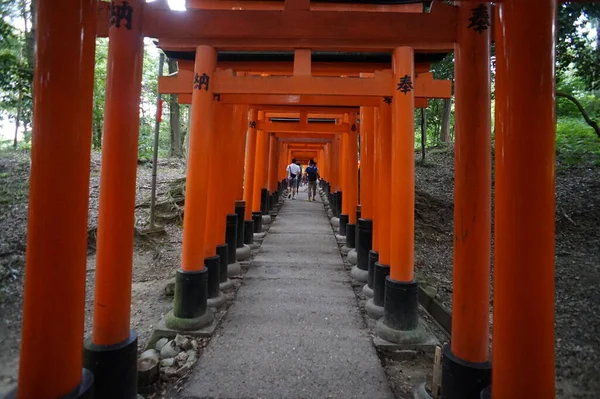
[257, 121, 348, 133]
[186, 0, 424, 12]
[177, 59, 432, 76]
[266, 113, 343, 119]
[96, 1, 457, 51]
[277, 137, 332, 143]
[276, 132, 335, 139]
[161, 71, 451, 98]
[177, 94, 428, 108]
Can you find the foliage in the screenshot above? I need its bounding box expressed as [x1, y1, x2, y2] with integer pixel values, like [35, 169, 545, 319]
[556, 117, 600, 166]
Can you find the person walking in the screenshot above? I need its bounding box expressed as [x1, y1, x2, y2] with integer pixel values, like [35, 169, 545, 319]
[286, 158, 301, 200]
[305, 160, 319, 201]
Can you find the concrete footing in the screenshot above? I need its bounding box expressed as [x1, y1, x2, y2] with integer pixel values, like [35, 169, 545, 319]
[347, 249, 358, 265]
[365, 298, 384, 319]
[236, 245, 251, 261]
[374, 319, 439, 350]
[164, 308, 214, 333]
[220, 278, 234, 291]
[149, 309, 221, 349]
[262, 214, 272, 225]
[351, 265, 368, 282]
[362, 284, 374, 298]
[227, 261, 242, 277]
[207, 291, 227, 309]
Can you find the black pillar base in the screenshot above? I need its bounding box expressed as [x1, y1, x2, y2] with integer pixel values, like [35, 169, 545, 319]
[205, 256, 220, 299]
[83, 331, 138, 399]
[356, 218, 373, 272]
[367, 250, 379, 289]
[4, 369, 95, 399]
[172, 268, 208, 319]
[225, 214, 238, 263]
[216, 244, 229, 284]
[244, 220, 254, 244]
[441, 344, 492, 399]
[382, 277, 419, 330]
[339, 214, 349, 236]
[373, 262, 390, 307]
[336, 191, 343, 217]
[252, 211, 263, 233]
[260, 188, 269, 214]
[345, 223, 356, 248]
[234, 201, 245, 248]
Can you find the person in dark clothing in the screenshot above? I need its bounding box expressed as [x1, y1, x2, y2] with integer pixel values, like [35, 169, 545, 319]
[305, 160, 319, 201]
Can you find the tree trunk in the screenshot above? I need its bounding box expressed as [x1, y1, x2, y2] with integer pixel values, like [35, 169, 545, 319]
[26, 0, 35, 70]
[167, 59, 183, 157]
[440, 98, 452, 143]
[14, 91, 23, 148]
[420, 108, 427, 162]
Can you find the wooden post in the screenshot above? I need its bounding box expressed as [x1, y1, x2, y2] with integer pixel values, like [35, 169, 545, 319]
[268, 133, 278, 194]
[252, 113, 269, 212]
[18, 0, 96, 396]
[346, 114, 359, 224]
[390, 46, 415, 282]
[442, 3, 493, 397]
[244, 109, 258, 220]
[376, 100, 392, 267]
[493, 0, 556, 397]
[359, 107, 375, 221]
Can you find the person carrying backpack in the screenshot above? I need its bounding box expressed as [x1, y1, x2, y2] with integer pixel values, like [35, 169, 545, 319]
[305, 160, 319, 201]
[286, 158, 301, 200]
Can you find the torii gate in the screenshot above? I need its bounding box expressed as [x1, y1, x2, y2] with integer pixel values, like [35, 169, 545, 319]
[15, 1, 560, 399]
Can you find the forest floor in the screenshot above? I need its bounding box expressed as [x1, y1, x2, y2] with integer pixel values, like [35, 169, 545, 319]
[0, 146, 599, 397]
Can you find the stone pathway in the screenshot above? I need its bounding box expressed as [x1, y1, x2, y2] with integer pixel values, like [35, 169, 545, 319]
[180, 188, 393, 399]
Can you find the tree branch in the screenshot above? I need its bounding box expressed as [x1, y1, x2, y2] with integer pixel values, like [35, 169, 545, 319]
[556, 91, 600, 138]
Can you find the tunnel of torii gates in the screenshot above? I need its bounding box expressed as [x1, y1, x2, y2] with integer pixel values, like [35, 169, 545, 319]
[13, 0, 570, 398]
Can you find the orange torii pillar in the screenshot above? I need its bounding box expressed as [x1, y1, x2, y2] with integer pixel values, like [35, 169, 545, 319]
[441, 3, 492, 398]
[252, 116, 270, 232]
[203, 102, 228, 310]
[488, 1, 556, 398]
[233, 105, 250, 269]
[164, 45, 217, 334]
[338, 122, 350, 236]
[83, 1, 144, 397]
[267, 133, 279, 210]
[365, 100, 392, 320]
[329, 133, 343, 223]
[341, 117, 359, 251]
[356, 106, 376, 295]
[376, 47, 437, 345]
[243, 109, 258, 245]
[15, 0, 96, 397]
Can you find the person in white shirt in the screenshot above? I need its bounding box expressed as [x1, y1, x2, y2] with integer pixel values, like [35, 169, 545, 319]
[286, 158, 301, 200]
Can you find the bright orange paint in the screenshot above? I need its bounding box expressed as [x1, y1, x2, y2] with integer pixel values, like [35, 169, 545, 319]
[359, 106, 375, 220]
[243, 109, 258, 219]
[233, 104, 248, 201]
[371, 108, 380, 252]
[346, 114, 359, 224]
[18, 0, 96, 396]
[376, 101, 392, 266]
[267, 133, 279, 192]
[181, 45, 217, 271]
[389, 47, 415, 282]
[205, 103, 226, 256]
[92, 0, 144, 346]
[253, 122, 269, 212]
[493, 0, 556, 397]
[451, 2, 491, 364]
